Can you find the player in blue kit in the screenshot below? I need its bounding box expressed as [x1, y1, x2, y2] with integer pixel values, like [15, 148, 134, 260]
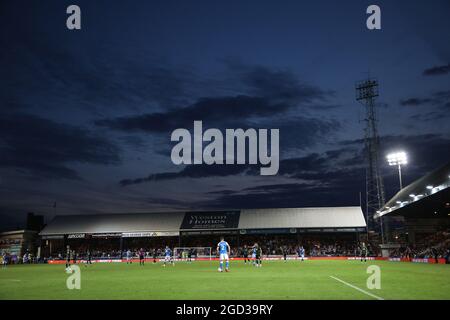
[163, 246, 174, 267]
[298, 246, 305, 262]
[251, 244, 258, 266]
[126, 249, 132, 264]
[2, 252, 8, 268]
[217, 237, 230, 272]
[253, 243, 262, 267]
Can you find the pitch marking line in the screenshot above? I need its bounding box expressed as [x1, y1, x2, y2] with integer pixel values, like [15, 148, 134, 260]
[0, 279, 22, 282]
[329, 276, 384, 300]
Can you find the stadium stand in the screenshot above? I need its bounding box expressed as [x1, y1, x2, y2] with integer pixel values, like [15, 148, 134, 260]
[38, 207, 368, 260]
[375, 161, 450, 259]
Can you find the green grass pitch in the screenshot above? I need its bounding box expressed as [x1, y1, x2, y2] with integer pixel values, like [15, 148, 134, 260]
[1, 260, 449, 300]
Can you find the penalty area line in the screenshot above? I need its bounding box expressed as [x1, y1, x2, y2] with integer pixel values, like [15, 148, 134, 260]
[329, 275, 384, 300]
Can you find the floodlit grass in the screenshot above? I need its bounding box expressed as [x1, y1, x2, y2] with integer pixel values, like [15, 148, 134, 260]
[0, 260, 449, 300]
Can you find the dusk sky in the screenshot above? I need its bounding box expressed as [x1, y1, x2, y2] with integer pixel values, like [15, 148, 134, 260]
[1, 0, 449, 230]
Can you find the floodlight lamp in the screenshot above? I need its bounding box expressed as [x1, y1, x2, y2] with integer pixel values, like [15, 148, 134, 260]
[386, 152, 407, 166]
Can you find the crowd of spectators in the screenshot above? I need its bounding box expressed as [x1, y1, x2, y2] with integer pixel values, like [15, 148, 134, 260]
[47, 234, 380, 259]
[230, 234, 380, 257]
[389, 231, 450, 260]
[6, 231, 449, 264]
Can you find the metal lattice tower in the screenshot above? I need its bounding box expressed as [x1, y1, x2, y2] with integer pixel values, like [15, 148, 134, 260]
[356, 78, 386, 241]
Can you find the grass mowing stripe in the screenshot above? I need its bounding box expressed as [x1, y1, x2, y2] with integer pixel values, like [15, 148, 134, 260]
[1, 261, 449, 299]
[329, 276, 384, 300]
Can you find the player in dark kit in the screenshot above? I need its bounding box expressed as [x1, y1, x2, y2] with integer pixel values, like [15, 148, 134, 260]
[85, 249, 92, 266]
[187, 248, 193, 263]
[253, 243, 262, 267]
[152, 249, 157, 264]
[360, 242, 368, 262]
[65, 245, 71, 270]
[282, 246, 287, 262]
[139, 248, 145, 266]
[242, 245, 249, 264]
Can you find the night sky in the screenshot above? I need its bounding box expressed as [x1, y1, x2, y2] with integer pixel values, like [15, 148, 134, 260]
[1, 0, 449, 230]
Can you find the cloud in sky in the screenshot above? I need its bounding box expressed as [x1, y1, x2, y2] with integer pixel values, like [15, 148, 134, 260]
[0, 112, 121, 180]
[95, 62, 338, 134]
[400, 90, 450, 108]
[96, 95, 291, 133]
[423, 63, 450, 76]
[118, 145, 359, 187]
[399, 90, 450, 122]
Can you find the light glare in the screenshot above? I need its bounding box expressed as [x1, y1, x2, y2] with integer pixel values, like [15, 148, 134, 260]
[386, 151, 407, 166]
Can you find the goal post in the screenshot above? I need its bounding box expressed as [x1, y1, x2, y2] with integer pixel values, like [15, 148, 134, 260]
[173, 247, 212, 261]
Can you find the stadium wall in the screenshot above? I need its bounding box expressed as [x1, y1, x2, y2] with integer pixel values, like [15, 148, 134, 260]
[47, 256, 447, 264]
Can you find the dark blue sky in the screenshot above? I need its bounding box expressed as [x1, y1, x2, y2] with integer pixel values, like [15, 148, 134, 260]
[1, 0, 449, 229]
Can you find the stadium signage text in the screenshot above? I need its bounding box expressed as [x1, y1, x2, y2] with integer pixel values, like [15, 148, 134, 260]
[91, 233, 122, 238]
[67, 233, 85, 239]
[121, 231, 179, 238]
[181, 211, 240, 229]
[181, 230, 238, 236]
[189, 215, 226, 225]
[41, 235, 64, 240]
[171, 121, 279, 175]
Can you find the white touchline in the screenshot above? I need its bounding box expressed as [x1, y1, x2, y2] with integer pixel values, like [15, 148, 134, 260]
[0, 279, 22, 282]
[329, 276, 384, 300]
